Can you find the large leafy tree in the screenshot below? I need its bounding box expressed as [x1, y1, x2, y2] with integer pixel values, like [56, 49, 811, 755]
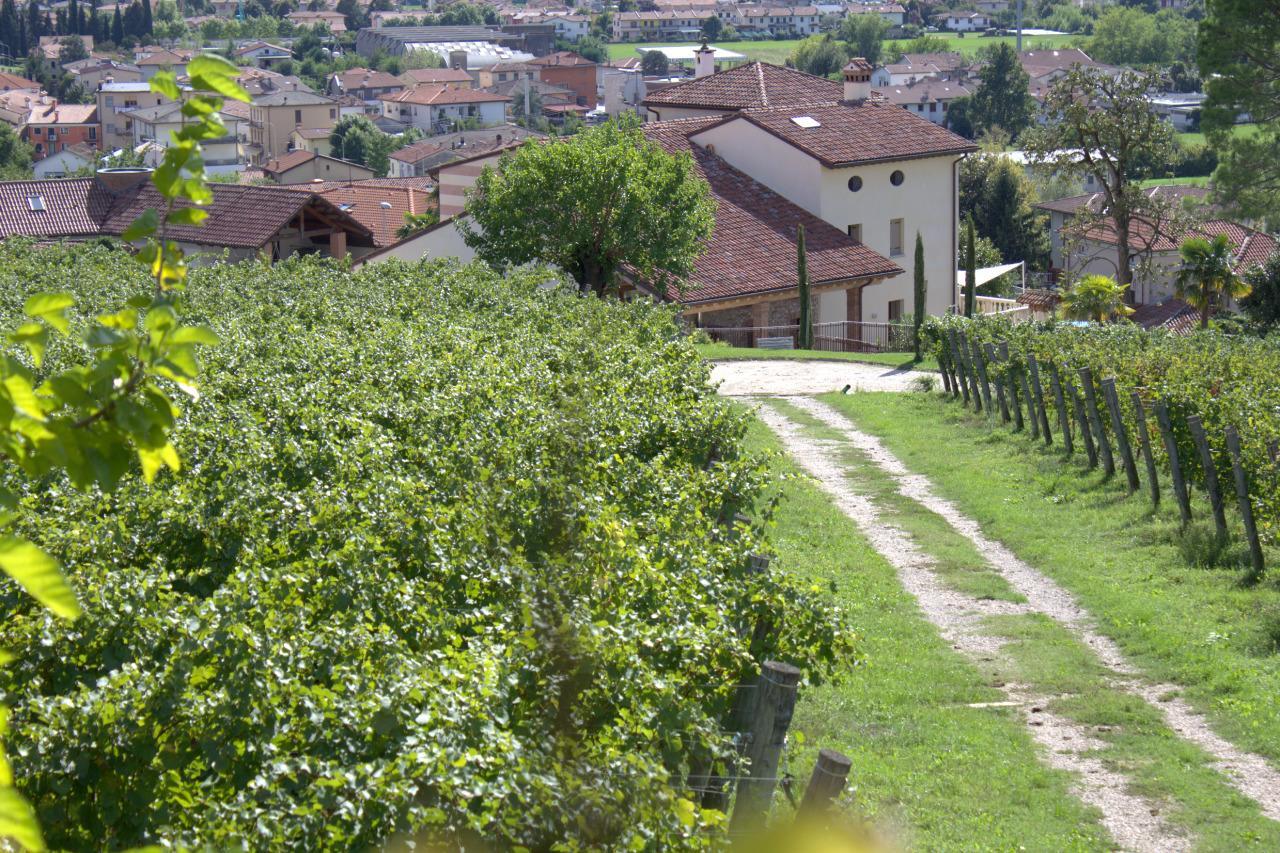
[0, 121, 33, 180]
[1199, 0, 1280, 224]
[1088, 7, 1197, 67]
[1024, 67, 1179, 290]
[959, 153, 1050, 270]
[969, 43, 1034, 140]
[328, 115, 419, 177]
[462, 116, 716, 296]
[1176, 233, 1252, 328]
[1241, 251, 1280, 330]
[840, 13, 888, 67]
[790, 34, 847, 78]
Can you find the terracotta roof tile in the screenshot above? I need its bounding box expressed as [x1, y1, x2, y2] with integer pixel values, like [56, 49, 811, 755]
[1131, 299, 1198, 335]
[263, 149, 317, 175]
[528, 50, 595, 67]
[642, 61, 842, 111]
[399, 67, 474, 85]
[1015, 288, 1062, 309]
[642, 118, 901, 305]
[380, 84, 509, 105]
[279, 182, 435, 246]
[332, 68, 405, 91]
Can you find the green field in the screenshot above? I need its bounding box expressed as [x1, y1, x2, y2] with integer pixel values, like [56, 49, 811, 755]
[1137, 175, 1211, 188]
[607, 32, 1081, 66]
[1177, 123, 1259, 148]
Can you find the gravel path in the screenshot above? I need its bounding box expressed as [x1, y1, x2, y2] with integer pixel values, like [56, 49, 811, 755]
[755, 401, 1189, 852]
[710, 359, 928, 396]
[786, 395, 1280, 826]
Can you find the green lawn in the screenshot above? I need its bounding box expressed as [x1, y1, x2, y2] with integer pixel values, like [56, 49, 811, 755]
[823, 391, 1280, 775]
[695, 342, 938, 372]
[1138, 176, 1210, 188]
[1177, 124, 1260, 148]
[742, 411, 1110, 850]
[607, 32, 1080, 66]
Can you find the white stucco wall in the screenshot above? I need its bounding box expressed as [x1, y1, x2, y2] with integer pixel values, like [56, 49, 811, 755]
[355, 217, 476, 266]
[689, 120, 826, 222]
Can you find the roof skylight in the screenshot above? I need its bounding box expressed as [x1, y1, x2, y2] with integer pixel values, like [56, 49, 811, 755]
[790, 116, 820, 128]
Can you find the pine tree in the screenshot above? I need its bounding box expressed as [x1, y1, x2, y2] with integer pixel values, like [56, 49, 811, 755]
[796, 223, 812, 349]
[142, 0, 152, 35]
[913, 231, 925, 360]
[111, 6, 123, 43]
[68, 0, 79, 34]
[964, 216, 977, 318]
[27, 2, 41, 50]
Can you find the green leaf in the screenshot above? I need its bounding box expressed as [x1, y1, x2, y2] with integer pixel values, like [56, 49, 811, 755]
[137, 442, 180, 484]
[187, 55, 251, 103]
[168, 326, 219, 346]
[150, 70, 181, 101]
[8, 323, 48, 367]
[166, 207, 208, 226]
[0, 536, 80, 620]
[23, 293, 73, 335]
[4, 375, 45, 421]
[0, 786, 46, 852]
[121, 208, 158, 243]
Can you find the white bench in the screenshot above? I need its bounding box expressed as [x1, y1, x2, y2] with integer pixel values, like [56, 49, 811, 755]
[756, 336, 794, 350]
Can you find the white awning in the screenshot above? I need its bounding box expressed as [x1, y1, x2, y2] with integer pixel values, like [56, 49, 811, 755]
[956, 261, 1024, 288]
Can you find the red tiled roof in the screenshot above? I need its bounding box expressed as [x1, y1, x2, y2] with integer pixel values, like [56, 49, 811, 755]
[875, 80, 971, 106]
[279, 181, 435, 246]
[642, 62, 842, 111]
[1015, 288, 1061, 309]
[641, 117, 901, 305]
[528, 50, 596, 67]
[709, 99, 977, 168]
[388, 139, 446, 163]
[380, 84, 510, 105]
[0, 71, 38, 90]
[399, 67, 474, 85]
[332, 68, 404, 91]
[263, 149, 316, 175]
[1131, 299, 1198, 335]
[24, 102, 98, 125]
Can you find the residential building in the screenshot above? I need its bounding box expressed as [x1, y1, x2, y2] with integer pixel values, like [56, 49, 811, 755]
[875, 80, 971, 125]
[262, 150, 377, 184]
[134, 49, 190, 80]
[386, 125, 538, 177]
[289, 127, 337, 157]
[33, 143, 97, 178]
[36, 35, 95, 69]
[98, 80, 180, 152]
[399, 67, 475, 89]
[249, 90, 340, 163]
[64, 59, 144, 90]
[613, 10, 715, 41]
[642, 60, 843, 122]
[734, 6, 823, 38]
[1148, 92, 1205, 132]
[528, 51, 598, 108]
[279, 178, 437, 246]
[476, 62, 538, 89]
[378, 85, 510, 134]
[236, 69, 316, 98]
[0, 71, 38, 92]
[327, 68, 407, 103]
[0, 170, 375, 261]
[287, 10, 348, 33]
[935, 11, 992, 31]
[872, 51, 967, 87]
[234, 41, 294, 70]
[22, 101, 99, 160]
[126, 102, 245, 170]
[430, 140, 528, 217]
[844, 3, 907, 26]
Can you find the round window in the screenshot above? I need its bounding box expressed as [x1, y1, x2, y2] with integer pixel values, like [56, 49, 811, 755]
[847, 175, 863, 192]
[890, 170, 905, 186]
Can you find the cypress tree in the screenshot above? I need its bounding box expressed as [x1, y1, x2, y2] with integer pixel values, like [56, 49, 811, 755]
[964, 216, 977, 319]
[797, 223, 812, 349]
[68, 0, 79, 34]
[913, 231, 926, 360]
[142, 0, 152, 35]
[0, 0, 17, 59]
[111, 6, 123, 43]
[27, 2, 41, 49]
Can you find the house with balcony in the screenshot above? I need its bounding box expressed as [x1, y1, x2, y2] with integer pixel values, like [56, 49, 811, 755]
[98, 80, 183, 153]
[21, 100, 99, 160]
[249, 90, 340, 163]
[935, 10, 992, 31]
[125, 101, 247, 172]
[378, 85, 510, 135]
[875, 80, 971, 125]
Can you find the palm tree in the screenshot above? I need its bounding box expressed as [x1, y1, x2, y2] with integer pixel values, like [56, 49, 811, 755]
[1176, 233, 1252, 329]
[1060, 274, 1135, 323]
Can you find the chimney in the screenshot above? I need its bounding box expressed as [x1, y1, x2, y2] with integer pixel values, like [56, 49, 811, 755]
[95, 167, 153, 195]
[693, 41, 715, 79]
[450, 50, 468, 71]
[843, 58, 873, 101]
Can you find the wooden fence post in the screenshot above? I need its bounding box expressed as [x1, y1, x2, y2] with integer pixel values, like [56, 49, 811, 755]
[1130, 392, 1160, 509]
[799, 749, 852, 817]
[1225, 426, 1265, 580]
[985, 343, 1010, 424]
[948, 330, 970, 406]
[1155, 401, 1192, 528]
[730, 661, 802, 831]
[1188, 414, 1228, 539]
[970, 336, 994, 415]
[1048, 362, 1072, 455]
[1078, 368, 1114, 477]
[1101, 378, 1140, 492]
[1017, 366, 1039, 440]
[1027, 353, 1052, 445]
[1003, 344, 1024, 432]
[1068, 379, 1098, 469]
[957, 331, 982, 413]
[936, 334, 952, 396]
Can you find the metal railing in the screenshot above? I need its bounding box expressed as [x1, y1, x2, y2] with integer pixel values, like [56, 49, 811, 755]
[701, 321, 917, 353]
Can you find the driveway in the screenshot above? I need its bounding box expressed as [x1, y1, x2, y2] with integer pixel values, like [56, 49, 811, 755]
[710, 359, 930, 396]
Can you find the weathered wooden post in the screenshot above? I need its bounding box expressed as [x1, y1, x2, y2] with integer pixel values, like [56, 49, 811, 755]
[1078, 368, 1114, 476]
[948, 330, 970, 406]
[1027, 353, 1052, 445]
[1003, 344, 1024, 432]
[938, 341, 953, 396]
[799, 749, 853, 817]
[1017, 366, 1039, 440]
[1155, 401, 1192, 528]
[1130, 392, 1160, 508]
[1188, 414, 1228, 539]
[1101, 378, 1140, 493]
[1225, 426, 1265, 579]
[1048, 362, 1072, 455]
[970, 336, 994, 415]
[1069, 379, 1098, 468]
[730, 661, 802, 831]
[985, 343, 1010, 423]
[957, 331, 982, 413]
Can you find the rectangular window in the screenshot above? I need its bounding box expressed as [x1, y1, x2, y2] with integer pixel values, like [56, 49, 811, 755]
[295, 109, 302, 123]
[847, 224, 861, 243]
[929, 102, 937, 112]
[88, 127, 96, 139]
[329, 108, 336, 119]
[890, 218, 904, 256]
[888, 299, 904, 322]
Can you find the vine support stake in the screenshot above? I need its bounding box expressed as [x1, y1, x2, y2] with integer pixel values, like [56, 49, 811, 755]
[1018, 366, 1038, 440]
[939, 342, 953, 396]
[948, 329, 969, 406]
[1078, 368, 1113, 477]
[1155, 401, 1191, 528]
[730, 660, 801, 832]
[1130, 392, 1160, 509]
[1002, 343, 1023, 432]
[957, 331, 982, 414]
[1102, 378, 1139, 492]
[1048, 362, 1072, 455]
[1069, 378, 1098, 469]
[1027, 353, 1052, 445]
[985, 343, 1010, 423]
[1225, 426, 1265, 581]
[799, 749, 852, 817]
[970, 335, 993, 415]
[1187, 414, 1228, 540]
